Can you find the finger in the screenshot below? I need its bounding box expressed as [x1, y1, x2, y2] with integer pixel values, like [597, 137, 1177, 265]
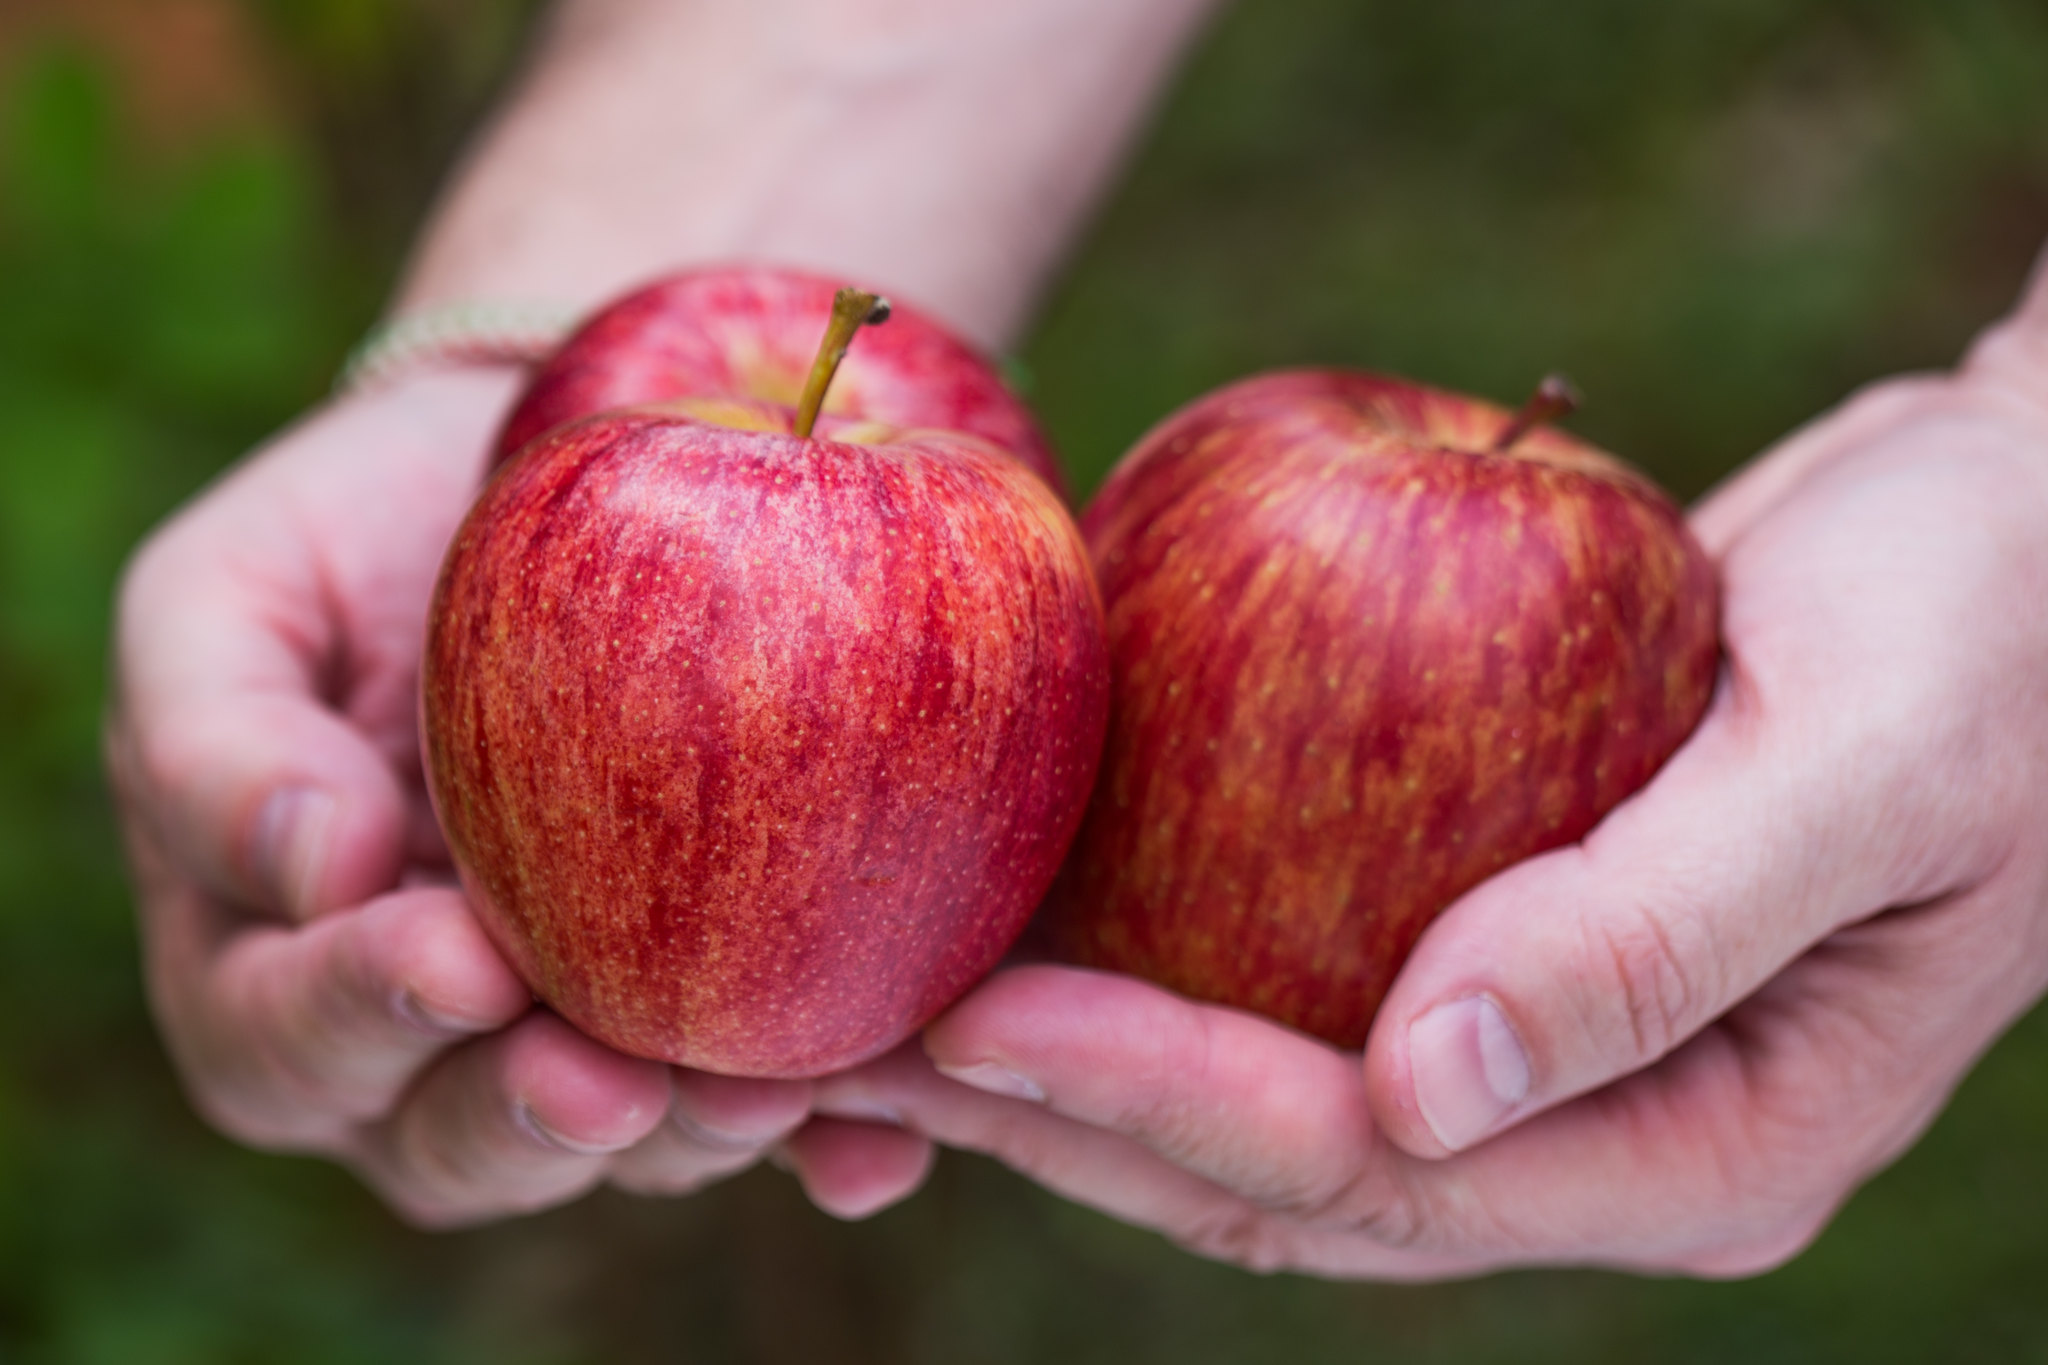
[892, 894, 2029, 1274]
[161, 886, 530, 1147]
[817, 1039, 1475, 1278]
[1358, 681, 1881, 1158]
[921, 968, 1379, 1214]
[607, 1072, 813, 1195]
[112, 500, 407, 921]
[1386, 403, 2046, 1155]
[356, 1010, 670, 1227]
[1367, 878, 2048, 1274]
[1689, 375, 1947, 554]
[777, 1117, 935, 1221]
[1360, 486, 2035, 1170]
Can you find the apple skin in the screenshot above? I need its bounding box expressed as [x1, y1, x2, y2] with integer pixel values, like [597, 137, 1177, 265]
[494, 265, 1067, 497]
[1043, 369, 1719, 1048]
[424, 402, 1108, 1077]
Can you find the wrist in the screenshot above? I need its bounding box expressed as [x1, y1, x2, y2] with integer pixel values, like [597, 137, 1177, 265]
[323, 365, 528, 483]
[391, 0, 1220, 348]
[338, 300, 581, 396]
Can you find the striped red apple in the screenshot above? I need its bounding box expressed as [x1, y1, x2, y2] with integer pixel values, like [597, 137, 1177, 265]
[424, 288, 1107, 1077]
[493, 264, 1065, 497]
[1045, 370, 1719, 1047]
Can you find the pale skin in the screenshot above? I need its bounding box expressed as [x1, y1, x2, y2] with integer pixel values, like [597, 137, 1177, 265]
[108, 0, 2048, 1266]
[814, 259, 2048, 1274]
[108, 0, 1221, 1227]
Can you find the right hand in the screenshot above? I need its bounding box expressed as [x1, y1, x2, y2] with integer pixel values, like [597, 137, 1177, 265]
[107, 368, 933, 1226]
[813, 305, 2048, 1277]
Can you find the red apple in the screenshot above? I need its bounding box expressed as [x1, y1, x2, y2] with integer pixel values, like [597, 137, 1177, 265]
[494, 264, 1067, 497]
[1044, 369, 1718, 1048]
[425, 291, 1108, 1077]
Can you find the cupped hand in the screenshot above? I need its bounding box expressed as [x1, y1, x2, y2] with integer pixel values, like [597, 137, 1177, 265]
[814, 312, 2048, 1276]
[107, 369, 931, 1226]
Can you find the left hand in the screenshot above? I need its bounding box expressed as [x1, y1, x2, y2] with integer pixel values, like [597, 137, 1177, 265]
[108, 370, 929, 1226]
[813, 296, 2048, 1277]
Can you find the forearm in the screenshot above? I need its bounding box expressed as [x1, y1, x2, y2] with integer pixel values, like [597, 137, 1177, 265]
[397, 0, 1220, 348]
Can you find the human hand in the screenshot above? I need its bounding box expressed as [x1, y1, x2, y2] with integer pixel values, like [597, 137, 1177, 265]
[108, 369, 932, 1226]
[813, 298, 2048, 1276]
[101, 0, 1245, 1231]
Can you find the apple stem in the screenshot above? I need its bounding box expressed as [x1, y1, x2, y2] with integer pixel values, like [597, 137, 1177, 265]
[1493, 373, 1582, 452]
[793, 287, 892, 439]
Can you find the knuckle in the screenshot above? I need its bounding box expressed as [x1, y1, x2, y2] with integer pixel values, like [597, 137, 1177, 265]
[202, 1056, 337, 1147]
[1171, 1169, 1436, 1269]
[608, 1161, 724, 1198]
[112, 526, 175, 641]
[976, 1118, 1081, 1187]
[199, 941, 411, 1139]
[1168, 1202, 1300, 1274]
[1265, 1159, 1382, 1231]
[1584, 902, 1704, 1064]
[369, 1113, 499, 1220]
[109, 526, 202, 711]
[1717, 1063, 1857, 1203]
[125, 709, 197, 809]
[160, 1000, 341, 1153]
[1122, 1093, 1214, 1170]
[1673, 1208, 1831, 1279]
[386, 1199, 456, 1231]
[362, 1171, 467, 1231]
[1332, 1178, 1433, 1252]
[1109, 1005, 1225, 1159]
[183, 1082, 266, 1144]
[186, 1076, 342, 1154]
[603, 1149, 696, 1196]
[1668, 1073, 1851, 1277]
[228, 952, 352, 1106]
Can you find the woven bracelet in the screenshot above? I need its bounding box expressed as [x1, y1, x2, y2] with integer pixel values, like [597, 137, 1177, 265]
[336, 300, 585, 394]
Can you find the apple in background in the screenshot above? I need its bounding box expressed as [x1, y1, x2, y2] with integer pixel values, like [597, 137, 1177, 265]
[494, 264, 1068, 498]
[425, 290, 1108, 1077]
[1044, 369, 1719, 1048]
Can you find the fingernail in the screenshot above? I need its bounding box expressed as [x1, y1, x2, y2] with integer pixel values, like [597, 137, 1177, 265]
[512, 1101, 623, 1156]
[391, 989, 478, 1040]
[1408, 996, 1530, 1152]
[671, 1107, 789, 1150]
[817, 1094, 901, 1126]
[253, 786, 336, 917]
[935, 1061, 1045, 1103]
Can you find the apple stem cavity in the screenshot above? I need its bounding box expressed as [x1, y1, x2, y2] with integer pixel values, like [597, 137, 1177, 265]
[793, 287, 892, 439]
[1493, 373, 1582, 452]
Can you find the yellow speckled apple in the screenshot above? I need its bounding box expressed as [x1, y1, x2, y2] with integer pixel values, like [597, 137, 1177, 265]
[1046, 369, 1719, 1047]
[494, 264, 1066, 498]
[425, 290, 1108, 1077]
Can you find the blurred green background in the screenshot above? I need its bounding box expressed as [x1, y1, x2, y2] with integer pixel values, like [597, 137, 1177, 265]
[3, 0, 2047, 1360]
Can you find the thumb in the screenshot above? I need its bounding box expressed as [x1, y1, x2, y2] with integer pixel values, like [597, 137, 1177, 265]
[1362, 676, 1915, 1159]
[111, 497, 408, 921]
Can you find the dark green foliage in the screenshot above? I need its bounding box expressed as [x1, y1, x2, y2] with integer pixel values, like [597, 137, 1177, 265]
[0, 2, 2046, 1359]
[1030, 0, 2048, 500]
